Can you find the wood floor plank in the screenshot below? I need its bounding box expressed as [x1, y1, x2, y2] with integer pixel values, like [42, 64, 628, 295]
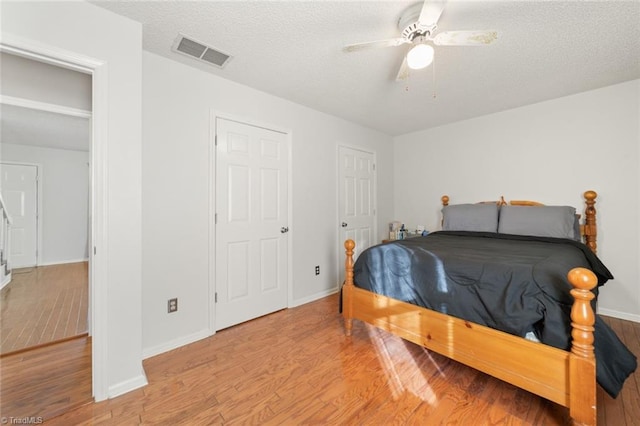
[1, 262, 88, 354]
[2, 295, 638, 425]
[0, 336, 92, 421]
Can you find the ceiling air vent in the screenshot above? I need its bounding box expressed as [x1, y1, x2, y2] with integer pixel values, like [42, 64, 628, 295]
[172, 34, 232, 68]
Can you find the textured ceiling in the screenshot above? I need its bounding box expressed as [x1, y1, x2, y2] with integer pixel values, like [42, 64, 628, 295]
[95, 1, 639, 136]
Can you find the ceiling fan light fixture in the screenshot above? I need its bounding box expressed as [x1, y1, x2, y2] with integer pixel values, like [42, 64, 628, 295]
[406, 43, 434, 70]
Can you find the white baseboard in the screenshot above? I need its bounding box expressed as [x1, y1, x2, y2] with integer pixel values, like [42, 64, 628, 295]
[1, 273, 11, 290]
[38, 258, 89, 267]
[142, 328, 212, 360]
[598, 307, 640, 323]
[142, 289, 341, 362]
[290, 286, 339, 308]
[108, 372, 148, 399]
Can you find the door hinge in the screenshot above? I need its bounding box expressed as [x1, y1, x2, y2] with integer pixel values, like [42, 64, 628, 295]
[215, 292, 218, 303]
[373, 163, 376, 171]
[215, 135, 218, 146]
[215, 213, 218, 224]
[94, 247, 97, 255]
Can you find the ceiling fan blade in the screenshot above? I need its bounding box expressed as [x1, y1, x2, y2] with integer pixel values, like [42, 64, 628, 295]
[418, 0, 446, 28]
[343, 38, 408, 52]
[395, 56, 410, 81]
[433, 30, 498, 46]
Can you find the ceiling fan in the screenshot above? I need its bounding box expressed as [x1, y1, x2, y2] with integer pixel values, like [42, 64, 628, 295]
[344, 0, 498, 81]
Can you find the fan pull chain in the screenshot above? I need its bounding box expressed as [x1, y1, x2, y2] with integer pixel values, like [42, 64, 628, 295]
[431, 55, 437, 99]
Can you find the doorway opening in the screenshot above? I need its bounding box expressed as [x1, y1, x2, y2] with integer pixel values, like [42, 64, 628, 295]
[0, 51, 92, 354]
[0, 49, 95, 418]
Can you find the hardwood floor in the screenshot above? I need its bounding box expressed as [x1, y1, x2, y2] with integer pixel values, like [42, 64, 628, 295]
[2, 293, 638, 425]
[0, 262, 88, 354]
[0, 336, 92, 421]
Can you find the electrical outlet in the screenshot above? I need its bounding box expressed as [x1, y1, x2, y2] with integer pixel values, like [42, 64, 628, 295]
[315, 265, 320, 276]
[168, 298, 178, 313]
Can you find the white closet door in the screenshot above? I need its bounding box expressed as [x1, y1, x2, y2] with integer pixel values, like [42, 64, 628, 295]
[215, 118, 289, 330]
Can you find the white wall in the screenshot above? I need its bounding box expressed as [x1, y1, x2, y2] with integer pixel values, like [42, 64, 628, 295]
[393, 79, 640, 320]
[2, 143, 89, 265]
[141, 51, 394, 356]
[1, 1, 145, 398]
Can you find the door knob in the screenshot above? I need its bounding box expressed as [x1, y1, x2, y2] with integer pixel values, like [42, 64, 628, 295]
[341, 222, 348, 227]
[280, 227, 289, 233]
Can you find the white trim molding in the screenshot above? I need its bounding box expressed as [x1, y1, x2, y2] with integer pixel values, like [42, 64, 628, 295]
[38, 258, 90, 267]
[142, 329, 211, 360]
[290, 287, 340, 308]
[1, 274, 12, 291]
[0, 95, 92, 118]
[108, 373, 148, 399]
[598, 308, 640, 324]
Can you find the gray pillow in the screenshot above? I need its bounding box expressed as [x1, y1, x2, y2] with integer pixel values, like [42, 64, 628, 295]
[573, 216, 581, 242]
[498, 205, 578, 240]
[442, 204, 499, 232]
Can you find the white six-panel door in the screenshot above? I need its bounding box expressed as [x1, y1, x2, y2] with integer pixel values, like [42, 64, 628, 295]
[1, 163, 38, 268]
[338, 146, 376, 284]
[215, 118, 289, 330]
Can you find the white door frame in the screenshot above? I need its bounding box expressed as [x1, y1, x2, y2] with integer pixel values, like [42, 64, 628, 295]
[0, 161, 43, 267]
[1, 35, 109, 401]
[208, 111, 293, 333]
[336, 144, 378, 285]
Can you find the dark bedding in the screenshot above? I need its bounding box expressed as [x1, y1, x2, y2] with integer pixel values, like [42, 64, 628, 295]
[352, 231, 637, 398]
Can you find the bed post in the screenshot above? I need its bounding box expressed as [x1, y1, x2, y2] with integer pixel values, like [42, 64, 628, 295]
[583, 190, 597, 254]
[441, 195, 449, 206]
[343, 239, 355, 336]
[567, 267, 597, 426]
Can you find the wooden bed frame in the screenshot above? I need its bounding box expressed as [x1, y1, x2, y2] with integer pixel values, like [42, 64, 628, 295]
[342, 190, 599, 425]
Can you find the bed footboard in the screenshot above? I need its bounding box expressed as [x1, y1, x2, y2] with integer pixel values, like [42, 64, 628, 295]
[343, 239, 355, 337]
[342, 239, 597, 426]
[567, 267, 597, 425]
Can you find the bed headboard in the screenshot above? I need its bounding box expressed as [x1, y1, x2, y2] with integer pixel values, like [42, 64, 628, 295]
[441, 191, 598, 253]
